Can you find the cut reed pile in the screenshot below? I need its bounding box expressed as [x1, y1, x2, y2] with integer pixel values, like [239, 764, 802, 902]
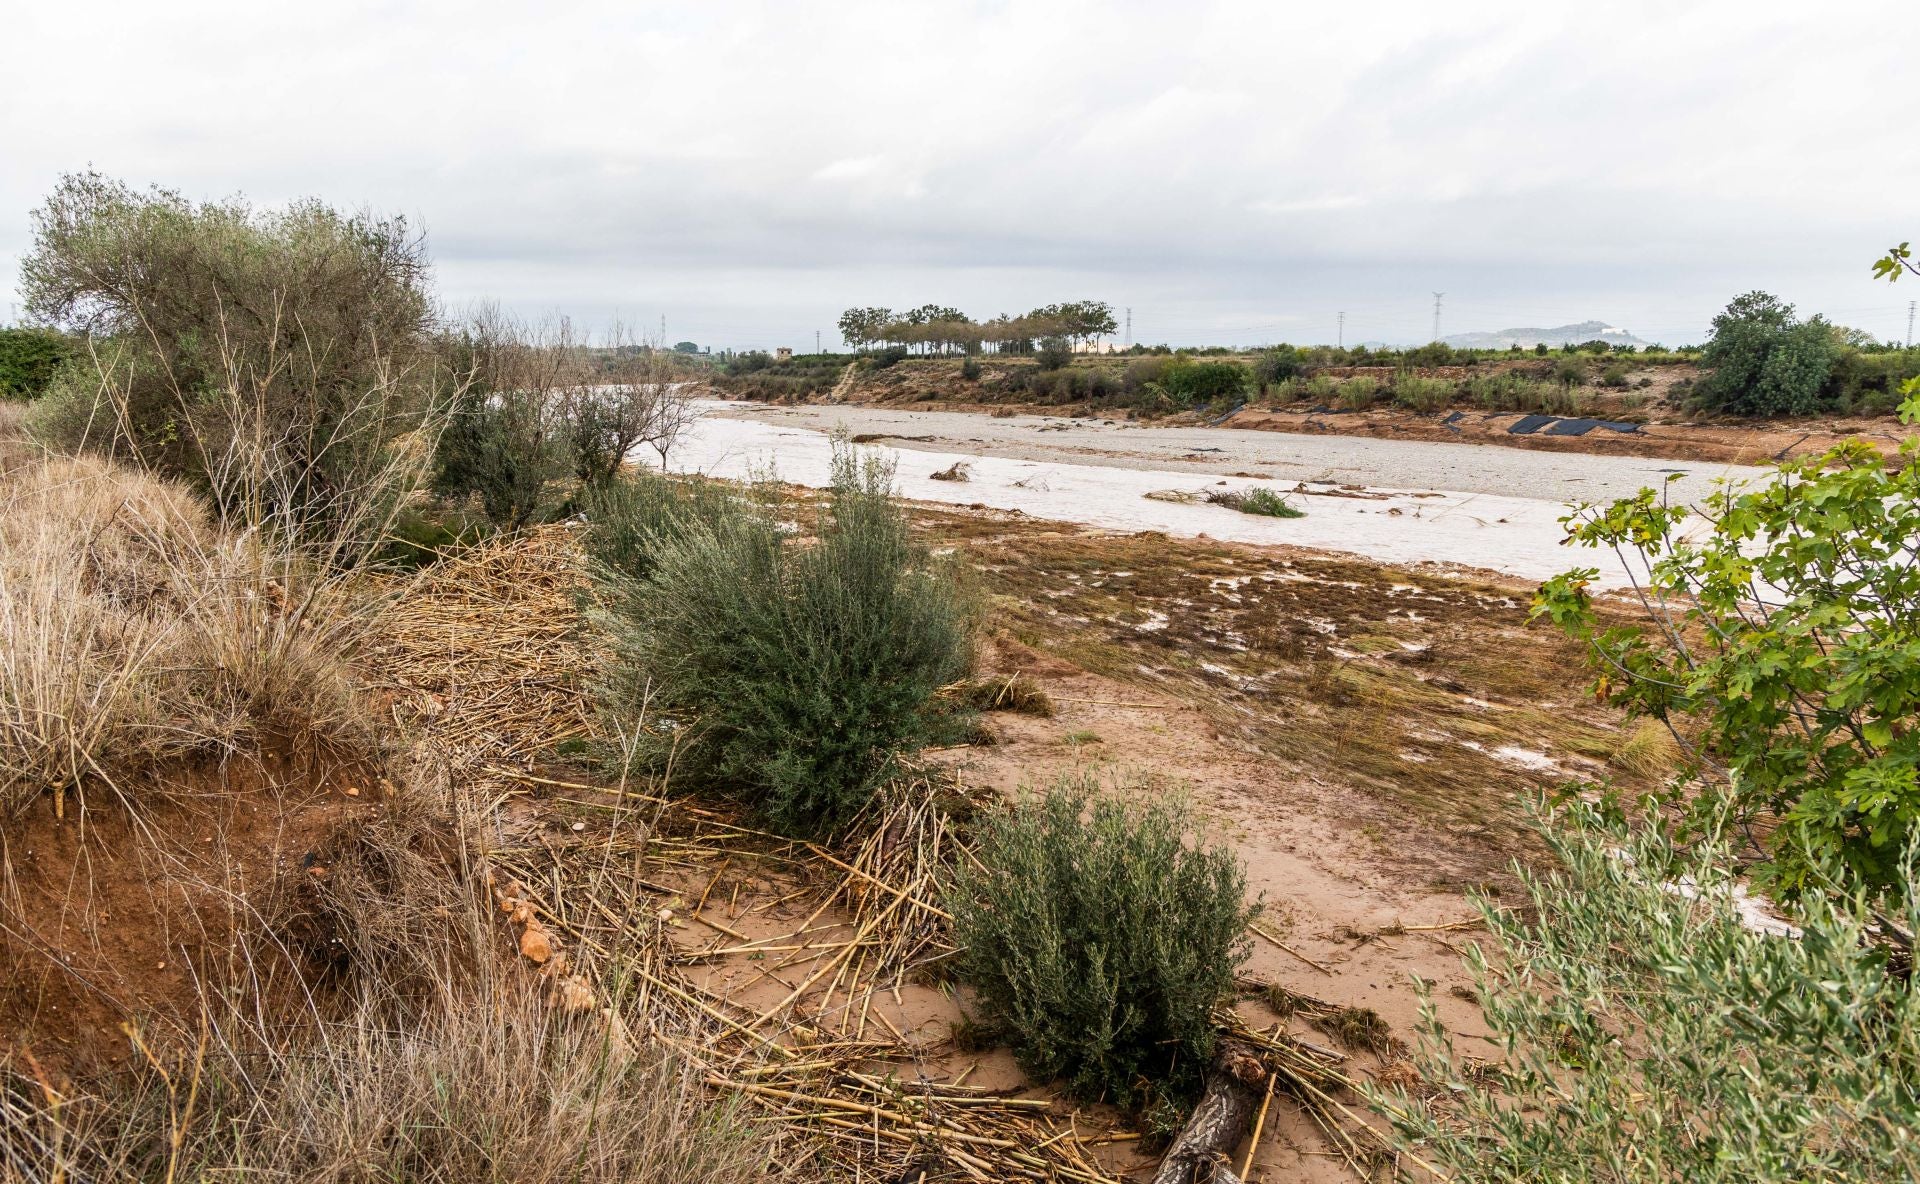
[363, 523, 596, 766]
[362, 525, 1404, 1182]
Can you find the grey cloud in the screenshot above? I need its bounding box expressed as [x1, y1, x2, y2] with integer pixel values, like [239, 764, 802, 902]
[3, 0, 1916, 347]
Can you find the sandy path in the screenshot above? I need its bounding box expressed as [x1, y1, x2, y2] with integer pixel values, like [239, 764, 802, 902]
[717, 401, 1772, 505]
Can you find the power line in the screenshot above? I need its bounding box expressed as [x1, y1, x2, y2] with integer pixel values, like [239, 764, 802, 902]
[1124, 306, 1132, 348]
[1337, 310, 1345, 349]
[1431, 293, 1445, 343]
[1908, 300, 1915, 349]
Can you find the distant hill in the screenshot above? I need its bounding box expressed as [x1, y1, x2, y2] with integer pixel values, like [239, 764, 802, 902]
[1440, 320, 1649, 350]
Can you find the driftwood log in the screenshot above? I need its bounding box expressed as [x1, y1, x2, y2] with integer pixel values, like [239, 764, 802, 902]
[1151, 1042, 1270, 1184]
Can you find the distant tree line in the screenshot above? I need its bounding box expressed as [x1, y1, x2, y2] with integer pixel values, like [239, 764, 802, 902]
[837, 301, 1118, 355]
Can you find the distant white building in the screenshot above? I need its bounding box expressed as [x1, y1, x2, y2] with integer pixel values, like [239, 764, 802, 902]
[775, 347, 794, 361]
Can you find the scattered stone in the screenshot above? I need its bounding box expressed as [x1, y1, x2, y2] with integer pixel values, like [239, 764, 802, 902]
[553, 974, 595, 1013]
[518, 924, 553, 964]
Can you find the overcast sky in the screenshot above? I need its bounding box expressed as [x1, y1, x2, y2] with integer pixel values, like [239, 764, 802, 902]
[5, 0, 1917, 349]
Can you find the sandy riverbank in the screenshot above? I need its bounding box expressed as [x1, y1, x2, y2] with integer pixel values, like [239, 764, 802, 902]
[712, 401, 1772, 506]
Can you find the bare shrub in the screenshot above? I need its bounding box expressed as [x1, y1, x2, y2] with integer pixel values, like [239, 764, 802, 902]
[435, 312, 696, 529]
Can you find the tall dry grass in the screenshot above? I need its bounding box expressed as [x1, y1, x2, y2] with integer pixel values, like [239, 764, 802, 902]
[0, 452, 365, 814]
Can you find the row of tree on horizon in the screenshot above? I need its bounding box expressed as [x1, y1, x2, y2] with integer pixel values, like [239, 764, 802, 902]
[837, 302, 1119, 355]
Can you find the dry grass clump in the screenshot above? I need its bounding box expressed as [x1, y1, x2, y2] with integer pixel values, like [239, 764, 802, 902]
[1314, 1005, 1401, 1056]
[5, 937, 779, 1184]
[1205, 486, 1304, 518]
[1608, 717, 1683, 780]
[950, 672, 1055, 716]
[0, 454, 364, 814]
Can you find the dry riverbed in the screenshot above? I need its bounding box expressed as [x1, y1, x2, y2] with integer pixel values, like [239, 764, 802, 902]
[678, 401, 1771, 587]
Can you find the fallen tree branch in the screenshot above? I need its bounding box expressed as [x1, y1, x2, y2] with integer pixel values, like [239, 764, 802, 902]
[1151, 1042, 1268, 1184]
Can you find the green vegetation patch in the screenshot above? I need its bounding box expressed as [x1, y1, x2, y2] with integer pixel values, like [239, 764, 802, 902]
[947, 777, 1256, 1104]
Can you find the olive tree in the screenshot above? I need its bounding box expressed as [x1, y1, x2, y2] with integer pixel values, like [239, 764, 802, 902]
[1381, 791, 1920, 1184]
[20, 171, 451, 562]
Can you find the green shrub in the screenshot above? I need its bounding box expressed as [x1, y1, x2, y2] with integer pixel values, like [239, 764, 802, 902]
[1122, 354, 1174, 393]
[1252, 376, 1300, 405]
[947, 778, 1257, 1103]
[0, 327, 76, 399]
[1599, 361, 1631, 388]
[1336, 376, 1380, 410]
[1392, 374, 1455, 411]
[1467, 372, 1567, 413]
[1695, 291, 1839, 416]
[434, 384, 565, 530]
[1036, 336, 1073, 371]
[1827, 346, 1920, 411]
[20, 171, 443, 559]
[1535, 397, 1920, 894]
[960, 355, 982, 381]
[581, 468, 735, 586]
[1252, 346, 1304, 390]
[1161, 360, 1246, 407]
[593, 440, 971, 836]
[1382, 792, 1920, 1183]
[1551, 354, 1590, 387]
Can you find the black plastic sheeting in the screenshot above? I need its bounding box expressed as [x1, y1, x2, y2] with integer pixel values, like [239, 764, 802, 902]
[1508, 414, 1643, 437]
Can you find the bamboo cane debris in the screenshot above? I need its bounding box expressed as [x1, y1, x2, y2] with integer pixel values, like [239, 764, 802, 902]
[367, 527, 1407, 1184]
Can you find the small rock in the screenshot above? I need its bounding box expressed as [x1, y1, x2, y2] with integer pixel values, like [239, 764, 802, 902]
[553, 974, 595, 1012]
[518, 925, 553, 964]
[570, 821, 585, 832]
[344, 786, 360, 797]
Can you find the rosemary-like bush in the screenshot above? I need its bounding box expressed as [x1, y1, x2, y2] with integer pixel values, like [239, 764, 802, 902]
[946, 778, 1257, 1104]
[591, 440, 970, 836]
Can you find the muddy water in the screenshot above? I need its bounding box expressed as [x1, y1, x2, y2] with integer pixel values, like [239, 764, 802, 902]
[661, 402, 1745, 587]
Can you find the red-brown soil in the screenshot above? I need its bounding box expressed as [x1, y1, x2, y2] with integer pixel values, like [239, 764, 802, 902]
[0, 751, 379, 1076]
